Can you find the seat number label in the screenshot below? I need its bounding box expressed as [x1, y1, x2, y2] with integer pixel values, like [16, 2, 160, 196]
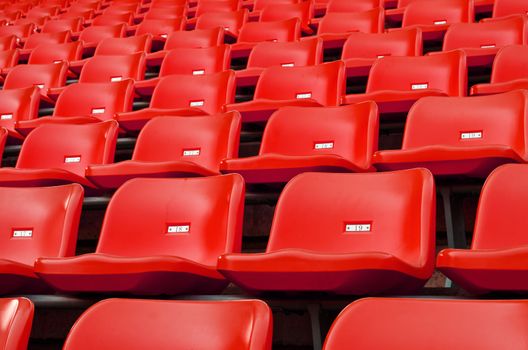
[314, 141, 334, 150]
[192, 69, 205, 75]
[190, 100, 204, 107]
[167, 224, 190, 234]
[0, 113, 12, 120]
[480, 44, 495, 48]
[411, 83, 428, 90]
[92, 108, 105, 114]
[64, 156, 81, 163]
[434, 20, 447, 25]
[12, 229, 32, 238]
[460, 131, 482, 139]
[345, 223, 371, 232]
[281, 63, 294, 67]
[183, 148, 200, 156]
[34, 83, 45, 89]
[296, 92, 312, 99]
[110, 76, 123, 82]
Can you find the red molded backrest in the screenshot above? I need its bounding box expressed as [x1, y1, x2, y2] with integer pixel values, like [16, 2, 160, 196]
[63, 299, 272, 350]
[79, 24, 126, 45]
[195, 0, 240, 17]
[16, 121, 119, 176]
[94, 34, 152, 55]
[4, 62, 68, 90]
[159, 45, 230, 77]
[402, 0, 474, 27]
[254, 61, 345, 106]
[323, 298, 528, 350]
[164, 27, 224, 49]
[366, 50, 467, 96]
[472, 164, 528, 249]
[0, 185, 83, 265]
[493, 0, 528, 18]
[92, 12, 133, 26]
[0, 298, 34, 350]
[260, 1, 312, 29]
[41, 18, 83, 33]
[238, 18, 300, 43]
[135, 18, 185, 37]
[144, 5, 186, 20]
[95, 175, 245, 265]
[0, 86, 40, 130]
[195, 9, 248, 36]
[0, 49, 20, 69]
[150, 70, 236, 114]
[79, 52, 146, 82]
[267, 170, 435, 269]
[342, 28, 422, 59]
[260, 103, 378, 170]
[248, 37, 322, 69]
[0, 23, 34, 39]
[443, 16, 525, 51]
[489, 45, 528, 83]
[0, 35, 17, 50]
[327, 0, 383, 13]
[133, 112, 241, 171]
[53, 80, 135, 120]
[29, 41, 83, 64]
[402, 91, 528, 160]
[253, 0, 299, 12]
[23, 31, 70, 50]
[318, 8, 384, 34]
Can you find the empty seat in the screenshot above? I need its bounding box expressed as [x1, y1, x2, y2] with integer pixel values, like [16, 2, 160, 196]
[0, 184, 83, 293]
[373, 91, 528, 177]
[0, 49, 20, 73]
[135, 46, 230, 97]
[135, 18, 185, 39]
[62, 299, 272, 350]
[28, 41, 83, 65]
[0, 23, 34, 41]
[195, 9, 248, 40]
[236, 38, 322, 88]
[326, 0, 382, 13]
[471, 45, 528, 95]
[58, 8, 95, 21]
[341, 29, 423, 78]
[0, 87, 40, 141]
[78, 53, 146, 84]
[492, 0, 528, 18]
[194, 0, 240, 17]
[443, 16, 525, 67]
[0, 121, 118, 187]
[142, 5, 187, 20]
[0, 35, 18, 51]
[401, 0, 474, 40]
[41, 17, 83, 33]
[91, 11, 134, 26]
[218, 169, 435, 294]
[22, 31, 70, 51]
[323, 298, 528, 349]
[317, 8, 385, 48]
[117, 70, 236, 132]
[0, 298, 33, 349]
[16, 80, 135, 135]
[437, 164, 528, 294]
[343, 50, 467, 114]
[221, 103, 378, 183]
[230, 18, 301, 59]
[35, 175, 244, 294]
[87, 112, 241, 189]
[78, 24, 126, 51]
[260, 1, 313, 34]
[226, 61, 345, 123]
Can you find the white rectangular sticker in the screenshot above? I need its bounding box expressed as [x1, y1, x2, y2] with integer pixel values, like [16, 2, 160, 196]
[345, 223, 371, 232]
[480, 44, 495, 48]
[281, 63, 294, 67]
[0, 113, 13, 120]
[411, 83, 428, 90]
[12, 229, 33, 238]
[64, 156, 81, 163]
[189, 100, 204, 107]
[34, 83, 45, 89]
[167, 224, 190, 234]
[92, 108, 105, 114]
[314, 142, 334, 150]
[183, 149, 200, 156]
[296, 92, 312, 99]
[110, 76, 122, 82]
[434, 20, 447, 25]
[192, 69, 205, 75]
[160, 33, 168, 38]
[460, 131, 482, 140]
[53, 60, 63, 64]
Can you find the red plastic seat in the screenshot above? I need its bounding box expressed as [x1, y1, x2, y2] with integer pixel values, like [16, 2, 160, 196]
[442, 16, 525, 67]
[0, 35, 18, 51]
[0, 184, 83, 293]
[194, 0, 240, 18]
[221, 103, 378, 183]
[26, 5, 60, 18]
[16, 80, 134, 135]
[341, 28, 422, 78]
[0, 298, 33, 349]
[0, 87, 40, 141]
[80, 53, 146, 83]
[471, 45, 528, 95]
[59, 8, 95, 21]
[28, 41, 83, 65]
[226, 61, 343, 123]
[218, 168, 435, 294]
[92, 12, 134, 26]
[323, 298, 528, 349]
[437, 164, 528, 293]
[401, 0, 474, 41]
[195, 9, 248, 40]
[117, 70, 236, 132]
[0, 121, 118, 187]
[317, 8, 385, 48]
[135, 46, 230, 97]
[0, 23, 34, 41]
[35, 174, 244, 294]
[343, 50, 467, 114]
[249, 0, 300, 18]
[260, 1, 313, 34]
[0, 50, 20, 73]
[78, 24, 126, 51]
[63, 299, 272, 350]
[236, 37, 322, 88]
[135, 18, 185, 39]
[373, 90, 528, 177]
[142, 5, 187, 20]
[492, 0, 528, 18]
[326, 0, 383, 13]
[230, 18, 301, 59]
[22, 31, 70, 51]
[41, 17, 83, 33]
[87, 112, 241, 189]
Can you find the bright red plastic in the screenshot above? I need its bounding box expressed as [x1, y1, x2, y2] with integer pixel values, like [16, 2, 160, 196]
[493, 0, 528, 18]
[0, 87, 40, 140]
[195, 9, 248, 38]
[0, 298, 34, 350]
[28, 41, 83, 65]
